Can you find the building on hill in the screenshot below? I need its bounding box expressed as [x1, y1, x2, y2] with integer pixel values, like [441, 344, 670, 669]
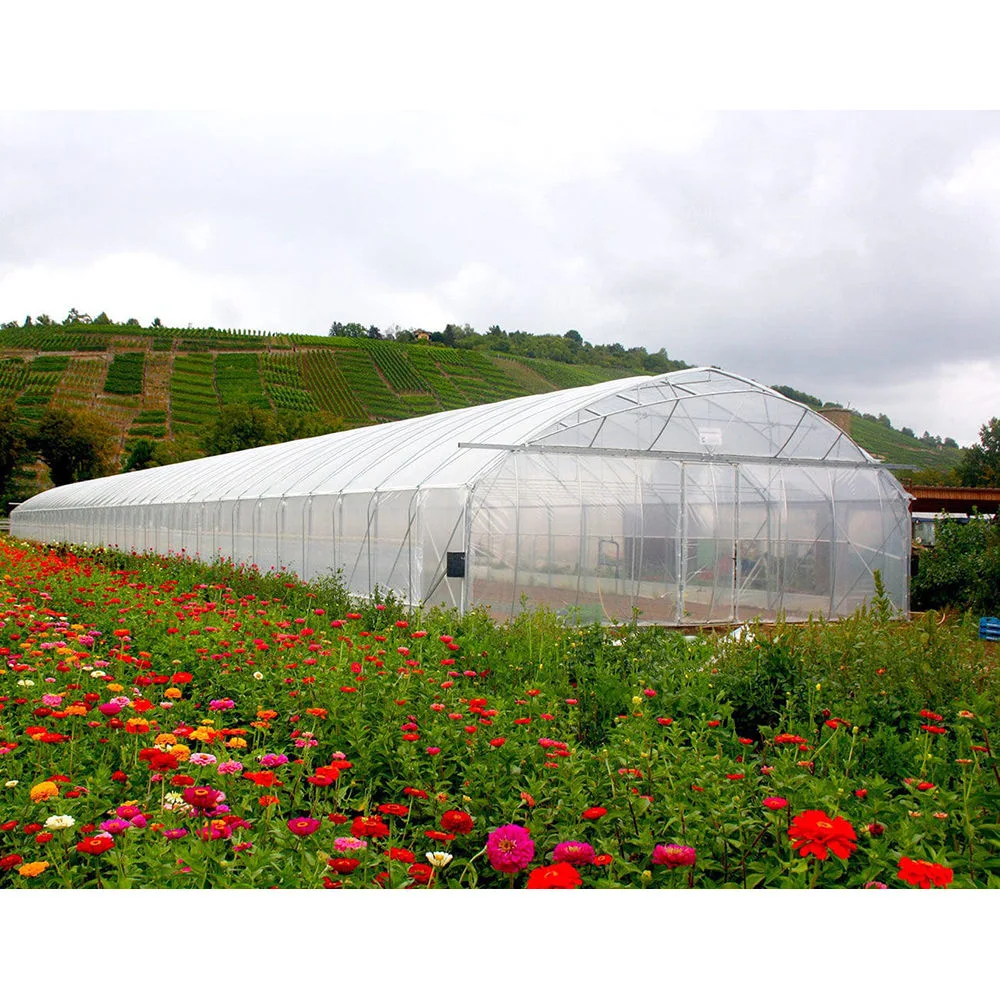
[10, 368, 911, 624]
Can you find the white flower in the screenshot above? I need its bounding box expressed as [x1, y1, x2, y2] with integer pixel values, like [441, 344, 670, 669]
[4, 780, 17, 788]
[426, 851, 453, 869]
[17, 678, 34, 687]
[253, 671, 264, 680]
[44, 814, 75, 830]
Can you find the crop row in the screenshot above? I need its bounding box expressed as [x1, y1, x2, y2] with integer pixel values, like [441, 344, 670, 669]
[363, 342, 433, 393]
[215, 354, 269, 408]
[103, 353, 145, 396]
[300, 352, 368, 423]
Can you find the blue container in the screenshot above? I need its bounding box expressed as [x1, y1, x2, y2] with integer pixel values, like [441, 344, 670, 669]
[980, 617, 1000, 641]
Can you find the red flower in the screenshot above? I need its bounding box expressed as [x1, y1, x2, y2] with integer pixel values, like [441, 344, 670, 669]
[403, 787, 428, 799]
[593, 854, 613, 866]
[582, 806, 607, 820]
[921, 725, 947, 734]
[76, 835, 115, 856]
[787, 810, 858, 861]
[111, 770, 128, 784]
[440, 809, 474, 834]
[897, 856, 954, 888]
[377, 803, 409, 817]
[408, 862, 433, 884]
[488, 737, 506, 747]
[0, 854, 23, 870]
[526, 862, 583, 889]
[386, 847, 416, 863]
[763, 796, 788, 811]
[351, 816, 390, 838]
[425, 829, 456, 841]
[327, 857, 361, 874]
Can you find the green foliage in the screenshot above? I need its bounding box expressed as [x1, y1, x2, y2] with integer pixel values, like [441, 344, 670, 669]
[31, 407, 117, 486]
[911, 516, 1000, 614]
[103, 352, 145, 395]
[200, 404, 283, 456]
[0, 400, 29, 504]
[957, 417, 1000, 487]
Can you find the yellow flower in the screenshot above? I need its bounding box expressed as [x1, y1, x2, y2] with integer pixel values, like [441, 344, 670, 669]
[30, 781, 60, 803]
[106, 683, 124, 693]
[154, 733, 177, 748]
[164, 687, 182, 699]
[227, 737, 248, 749]
[189, 728, 215, 743]
[19, 861, 50, 878]
[169, 744, 191, 761]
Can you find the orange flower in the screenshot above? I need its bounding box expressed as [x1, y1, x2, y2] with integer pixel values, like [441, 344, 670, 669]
[258, 795, 281, 807]
[787, 809, 857, 861]
[29, 781, 60, 803]
[18, 860, 50, 878]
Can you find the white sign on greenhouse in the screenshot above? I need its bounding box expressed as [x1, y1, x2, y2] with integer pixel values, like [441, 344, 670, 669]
[11, 367, 911, 624]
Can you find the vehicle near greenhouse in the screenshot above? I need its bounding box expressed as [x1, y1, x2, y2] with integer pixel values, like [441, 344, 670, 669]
[11, 367, 911, 624]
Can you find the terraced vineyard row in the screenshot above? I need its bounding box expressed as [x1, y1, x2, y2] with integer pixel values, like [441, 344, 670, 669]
[215, 353, 269, 408]
[169, 353, 218, 434]
[300, 352, 368, 424]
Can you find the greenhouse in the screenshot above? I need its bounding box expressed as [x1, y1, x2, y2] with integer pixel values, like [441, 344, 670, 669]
[10, 367, 911, 624]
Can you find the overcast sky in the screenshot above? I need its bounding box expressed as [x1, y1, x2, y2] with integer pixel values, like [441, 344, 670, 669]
[3, 14, 1000, 446]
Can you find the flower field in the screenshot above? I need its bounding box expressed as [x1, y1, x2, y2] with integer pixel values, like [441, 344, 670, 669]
[1, 536, 998, 890]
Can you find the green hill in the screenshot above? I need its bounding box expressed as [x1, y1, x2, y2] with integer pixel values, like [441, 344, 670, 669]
[0, 325, 640, 468]
[0, 324, 965, 489]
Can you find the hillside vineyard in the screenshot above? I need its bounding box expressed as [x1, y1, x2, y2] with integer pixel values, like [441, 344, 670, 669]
[11, 369, 911, 624]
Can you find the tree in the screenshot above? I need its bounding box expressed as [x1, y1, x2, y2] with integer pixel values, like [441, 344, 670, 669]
[329, 321, 345, 336]
[564, 329, 583, 346]
[0, 402, 28, 502]
[367, 325, 382, 339]
[957, 417, 1000, 487]
[64, 308, 92, 324]
[151, 317, 162, 328]
[36, 314, 52, 326]
[32, 408, 116, 486]
[200, 405, 283, 456]
[92, 311, 112, 325]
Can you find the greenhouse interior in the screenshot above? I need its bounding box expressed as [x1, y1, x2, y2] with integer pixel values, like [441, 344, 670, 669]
[10, 367, 912, 624]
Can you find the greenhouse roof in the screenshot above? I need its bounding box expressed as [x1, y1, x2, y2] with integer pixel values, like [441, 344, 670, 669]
[16, 367, 881, 512]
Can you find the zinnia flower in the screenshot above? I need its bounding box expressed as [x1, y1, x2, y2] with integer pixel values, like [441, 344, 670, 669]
[651, 843, 696, 868]
[287, 816, 321, 837]
[426, 851, 453, 868]
[351, 816, 390, 838]
[526, 861, 582, 889]
[486, 824, 535, 873]
[18, 860, 50, 878]
[44, 814, 75, 831]
[763, 796, 788, 811]
[440, 809, 474, 834]
[29, 781, 60, 803]
[552, 841, 596, 866]
[76, 835, 115, 855]
[581, 806, 607, 820]
[787, 810, 857, 861]
[897, 856, 954, 888]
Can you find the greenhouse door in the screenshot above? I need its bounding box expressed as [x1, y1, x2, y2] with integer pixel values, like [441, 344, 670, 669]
[682, 464, 738, 623]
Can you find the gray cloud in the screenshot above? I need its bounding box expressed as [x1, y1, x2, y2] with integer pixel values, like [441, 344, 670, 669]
[2, 111, 999, 443]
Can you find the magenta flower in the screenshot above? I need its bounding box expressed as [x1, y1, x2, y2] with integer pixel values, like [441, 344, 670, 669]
[486, 824, 535, 873]
[209, 699, 235, 711]
[287, 816, 322, 837]
[162, 828, 188, 840]
[100, 818, 131, 836]
[259, 753, 289, 768]
[217, 761, 243, 775]
[552, 840, 596, 866]
[651, 843, 696, 868]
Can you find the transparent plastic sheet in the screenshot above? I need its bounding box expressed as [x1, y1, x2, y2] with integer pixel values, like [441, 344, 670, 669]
[10, 368, 911, 622]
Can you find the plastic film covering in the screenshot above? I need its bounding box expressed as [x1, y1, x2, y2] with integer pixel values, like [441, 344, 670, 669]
[10, 368, 910, 622]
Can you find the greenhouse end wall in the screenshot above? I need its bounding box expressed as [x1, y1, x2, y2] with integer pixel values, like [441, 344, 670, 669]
[9, 368, 912, 624]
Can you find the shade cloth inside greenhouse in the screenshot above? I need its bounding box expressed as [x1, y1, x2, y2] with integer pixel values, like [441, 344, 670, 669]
[11, 367, 911, 623]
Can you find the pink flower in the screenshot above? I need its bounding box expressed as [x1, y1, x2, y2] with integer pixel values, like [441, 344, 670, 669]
[552, 841, 596, 866]
[209, 699, 235, 711]
[217, 761, 243, 775]
[651, 843, 696, 868]
[426, 747, 441, 756]
[763, 796, 788, 811]
[99, 818, 130, 836]
[287, 816, 321, 837]
[162, 828, 188, 840]
[486, 824, 535, 873]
